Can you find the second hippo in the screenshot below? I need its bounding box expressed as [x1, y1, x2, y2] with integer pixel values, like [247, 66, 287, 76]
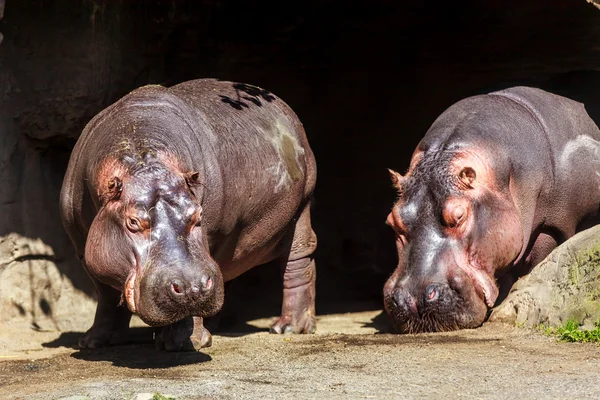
[384, 86, 600, 333]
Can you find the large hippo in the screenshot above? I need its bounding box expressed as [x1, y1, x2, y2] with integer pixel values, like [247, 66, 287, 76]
[60, 79, 317, 351]
[384, 86, 600, 333]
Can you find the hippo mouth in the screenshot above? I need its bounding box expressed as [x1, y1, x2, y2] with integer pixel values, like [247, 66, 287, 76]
[457, 257, 498, 308]
[124, 269, 139, 314]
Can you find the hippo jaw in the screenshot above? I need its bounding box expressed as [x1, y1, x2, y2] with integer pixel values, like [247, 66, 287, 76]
[457, 254, 499, 309]
[123, 255, 224, 327]
[124, 269, 138, 313]
[382, 201, 520, 333]
[383, 242, 496, 333]
[124, 267, 217, 315]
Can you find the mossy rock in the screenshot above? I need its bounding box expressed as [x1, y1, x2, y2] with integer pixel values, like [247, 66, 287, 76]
[490, 225, 600, 329]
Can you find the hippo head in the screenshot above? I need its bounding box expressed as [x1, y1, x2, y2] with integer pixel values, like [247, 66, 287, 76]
[383, 148, 524, 332]
[84, 154, 224, 326]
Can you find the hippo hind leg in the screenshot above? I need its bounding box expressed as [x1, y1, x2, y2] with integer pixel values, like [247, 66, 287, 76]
[155, 316, 212, 352]
[79, 276, 132, 349]
[270, 202, 317, 334]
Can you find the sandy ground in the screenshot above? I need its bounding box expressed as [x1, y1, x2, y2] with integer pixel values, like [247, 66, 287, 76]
[1, 307, 600, 400]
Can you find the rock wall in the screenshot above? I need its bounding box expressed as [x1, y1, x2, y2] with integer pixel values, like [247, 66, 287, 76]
[1, 0, 600, 330]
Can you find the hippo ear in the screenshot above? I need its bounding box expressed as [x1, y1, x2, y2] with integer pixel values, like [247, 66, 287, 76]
[185, 171, 201, 186]
[388, 169, 405, 192]
[458, 167, 476, 188]
[101, 176, 122, 204]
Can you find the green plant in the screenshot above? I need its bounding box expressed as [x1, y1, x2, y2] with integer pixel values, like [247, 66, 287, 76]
[120, 388, 136, 400]
[542, 320, 600, 343]
[152, 393, 177, 400]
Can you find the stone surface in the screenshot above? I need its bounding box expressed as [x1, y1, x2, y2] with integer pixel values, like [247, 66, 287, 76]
[490, 226, 600, 329]
[0, 233, 96, 332]
[2, 310, 600, 400]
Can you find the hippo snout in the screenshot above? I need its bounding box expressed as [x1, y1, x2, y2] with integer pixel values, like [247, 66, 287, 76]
[391, 282, 454, 316]
[385, 277, 488, 333]
[159, 265, 216, 305]
[131, 260, 224, 327]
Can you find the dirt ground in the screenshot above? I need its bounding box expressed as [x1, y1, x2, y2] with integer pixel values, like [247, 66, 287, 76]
[1, 305, 600, 400]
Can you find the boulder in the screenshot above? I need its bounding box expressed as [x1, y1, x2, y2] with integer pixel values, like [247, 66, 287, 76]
[490, 226, 600, 329]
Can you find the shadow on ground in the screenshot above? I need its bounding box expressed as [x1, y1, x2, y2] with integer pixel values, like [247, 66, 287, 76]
[41, 327, 211, 368]
[362, 310, 394, 334]
[42, 327, 155, 350]
[70, 345, 212, 369]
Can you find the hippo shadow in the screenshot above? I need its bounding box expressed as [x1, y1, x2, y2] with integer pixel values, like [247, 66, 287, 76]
[219, 82, 276, 110]
[362, 310, 395, 334]
[204, 313, 266, 337]
[42, 331, 83, 349]
[43, 328, 211, 368]
[70, 345, 211, 369]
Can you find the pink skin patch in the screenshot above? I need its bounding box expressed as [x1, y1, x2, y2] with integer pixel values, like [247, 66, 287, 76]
[124, 270, 138, 314]
[456, 253, 499, 308]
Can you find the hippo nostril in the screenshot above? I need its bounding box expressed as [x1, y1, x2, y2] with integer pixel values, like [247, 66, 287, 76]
[393, 288, 418, 316]
[185, 276, 213, 300]
[393, 289, 404, 308]
[201, 275, 213, 292]
[170, 280, 184, 296]
[169, 275, 212, 300]
[425, 284, 439, 302]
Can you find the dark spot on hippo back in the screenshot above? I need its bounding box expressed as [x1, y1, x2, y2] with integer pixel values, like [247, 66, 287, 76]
[233, 83, 276, 103]
[219, 96, 250, 110]
[220, 82, 276, 110]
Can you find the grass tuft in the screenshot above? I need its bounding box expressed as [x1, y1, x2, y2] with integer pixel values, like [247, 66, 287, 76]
[152, 394, 176, 400]
[542, 320, 600, 343]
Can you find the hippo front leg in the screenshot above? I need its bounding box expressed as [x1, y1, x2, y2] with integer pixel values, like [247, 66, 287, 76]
[79, 278, 132, 349]
[155, 316, 212, 352]
[270, 204, 317, 334]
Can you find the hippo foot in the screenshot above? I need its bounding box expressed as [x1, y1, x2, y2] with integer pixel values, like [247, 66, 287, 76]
[272, 255, 317, 334]
[270, 314, 316, 334]
[78, 325, 130, 349]
[155, 317, 212, 352]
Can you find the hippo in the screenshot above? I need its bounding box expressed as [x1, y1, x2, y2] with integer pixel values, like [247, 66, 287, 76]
[384, 86, 600, 333]
[59, 79, 317, 351]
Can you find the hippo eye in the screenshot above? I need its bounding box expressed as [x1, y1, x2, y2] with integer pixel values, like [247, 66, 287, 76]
[453, 206, 465, 223]
[126, 217, 141, 233]
[443, 201, 468, 228]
